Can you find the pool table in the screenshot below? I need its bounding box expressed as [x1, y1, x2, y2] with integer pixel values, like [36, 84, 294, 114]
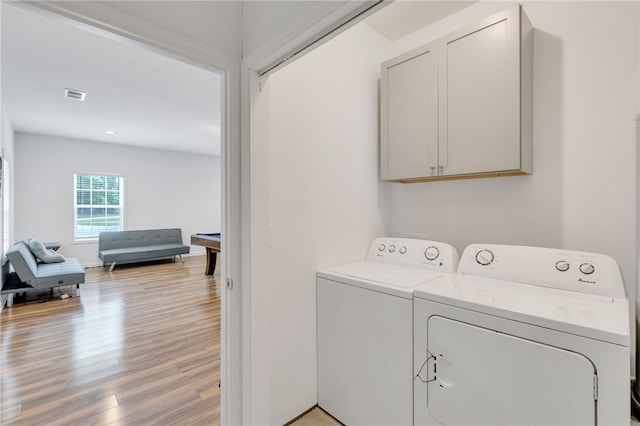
[190, 233, 220, 275]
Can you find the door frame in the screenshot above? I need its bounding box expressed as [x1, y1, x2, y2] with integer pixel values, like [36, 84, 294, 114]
[0, 2, 244, 423]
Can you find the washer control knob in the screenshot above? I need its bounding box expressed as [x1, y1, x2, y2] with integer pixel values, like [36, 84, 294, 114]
[475, 249, 494, 266]
[389, 245, 396, 253]
[424, 246, 440, 261]
[579, 263, 595, 275]
[555, 260, 570, 272]
[378, 243, 386, 252]
[399, 246, 407, 254]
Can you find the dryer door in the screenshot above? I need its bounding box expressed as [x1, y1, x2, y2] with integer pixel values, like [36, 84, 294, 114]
[427, 316, 596, 426]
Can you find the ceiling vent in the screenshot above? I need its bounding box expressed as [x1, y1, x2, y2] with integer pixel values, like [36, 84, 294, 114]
[64, 88, 86, 101]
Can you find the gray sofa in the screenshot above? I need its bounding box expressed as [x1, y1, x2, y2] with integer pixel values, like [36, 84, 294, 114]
[98, 228, 190, 271]
[2, 241, 85, 307]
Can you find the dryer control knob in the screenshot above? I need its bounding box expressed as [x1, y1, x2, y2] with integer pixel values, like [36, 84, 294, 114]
[579, 263, 595, 275]
[555, 260, 570, 272]
[378, 243, 386, 252]
[424, 246, 440, 261]
[399, 246, 407, 254]
[389, 245, 396, 253]
[475, 249, 494, 266]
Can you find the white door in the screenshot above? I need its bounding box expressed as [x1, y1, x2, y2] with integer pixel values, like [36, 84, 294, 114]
[427, 316, 596, 426]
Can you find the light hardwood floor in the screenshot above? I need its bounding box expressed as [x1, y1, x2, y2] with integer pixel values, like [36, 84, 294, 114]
[1, 255, 220, 425]
[289, 407, 341, 426]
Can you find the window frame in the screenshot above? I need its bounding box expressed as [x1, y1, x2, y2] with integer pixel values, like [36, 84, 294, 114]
[73, 172, 125, 242]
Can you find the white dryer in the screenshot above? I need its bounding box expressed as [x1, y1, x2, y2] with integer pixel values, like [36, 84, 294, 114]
[413, 244, 630, 426]
[317, 237, 458, 426]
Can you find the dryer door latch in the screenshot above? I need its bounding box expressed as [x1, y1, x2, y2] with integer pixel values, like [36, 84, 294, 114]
[415, 351, 436, 384]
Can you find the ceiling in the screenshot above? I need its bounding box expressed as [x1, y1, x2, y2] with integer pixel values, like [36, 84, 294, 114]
[2, 4, 222, 156]
[1, 1, 474, 157]
[364, 1, 476, 41]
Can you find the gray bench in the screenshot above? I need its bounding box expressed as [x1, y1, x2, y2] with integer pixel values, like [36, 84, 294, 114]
[2, 241, 85, 307]
[98, 228, 190, 271]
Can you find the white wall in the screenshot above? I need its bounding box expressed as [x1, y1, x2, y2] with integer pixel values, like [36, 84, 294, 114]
[254, 23, 392, 425]
[14, 132, 220, 266]
[388, 1, 639, 369]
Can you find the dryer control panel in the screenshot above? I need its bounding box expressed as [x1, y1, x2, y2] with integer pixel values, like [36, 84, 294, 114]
[459, 244, 626, 298]
[367, 237, 459, 273]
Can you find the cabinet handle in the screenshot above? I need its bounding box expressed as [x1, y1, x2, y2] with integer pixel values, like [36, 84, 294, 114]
[430, 165, 436, 176]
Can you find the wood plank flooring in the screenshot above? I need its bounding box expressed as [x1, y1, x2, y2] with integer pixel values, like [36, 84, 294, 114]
[0, 255, 220, 425]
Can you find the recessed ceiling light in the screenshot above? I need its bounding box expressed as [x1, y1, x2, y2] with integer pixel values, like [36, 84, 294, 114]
[64, 88, 86, 101]
[105, 130, 116, 135]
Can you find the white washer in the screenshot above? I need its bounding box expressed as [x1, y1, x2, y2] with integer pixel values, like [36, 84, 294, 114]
[413, 244, 630, 426]
[317, 237, 459, 426]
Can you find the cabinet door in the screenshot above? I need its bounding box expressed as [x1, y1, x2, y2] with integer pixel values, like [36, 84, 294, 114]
[381, 42, 438, 180]
[438, 6, 521, 176]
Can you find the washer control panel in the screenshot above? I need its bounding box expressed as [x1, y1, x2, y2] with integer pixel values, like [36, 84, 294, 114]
[367, 237, 459, 273]
[460, 244, 625, 298]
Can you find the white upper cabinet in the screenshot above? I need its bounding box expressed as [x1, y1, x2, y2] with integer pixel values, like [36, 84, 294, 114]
[381, 42, 438, 180]
[380, 6, 533, 182]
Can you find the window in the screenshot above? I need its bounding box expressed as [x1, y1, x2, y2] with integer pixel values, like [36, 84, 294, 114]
[74, 173, 124, 239]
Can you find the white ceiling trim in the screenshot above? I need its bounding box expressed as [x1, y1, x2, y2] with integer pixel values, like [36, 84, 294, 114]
[255, 0, 386, 77]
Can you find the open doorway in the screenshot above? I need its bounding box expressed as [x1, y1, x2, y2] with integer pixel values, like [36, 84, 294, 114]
[1, 3, 226, 423]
